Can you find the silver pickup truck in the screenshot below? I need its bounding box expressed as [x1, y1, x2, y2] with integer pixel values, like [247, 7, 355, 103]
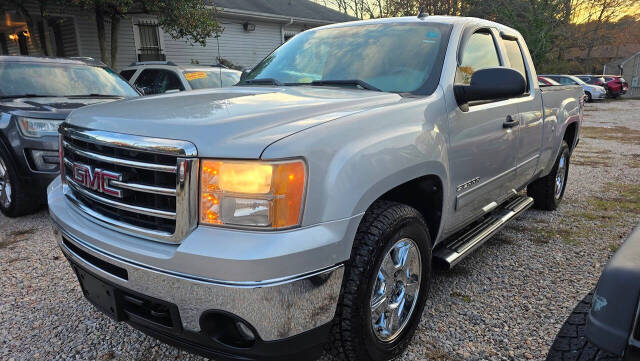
[48, 15, 584, 361]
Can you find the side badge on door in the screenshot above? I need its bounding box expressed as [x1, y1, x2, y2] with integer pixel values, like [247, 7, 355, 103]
[456, 177, 480, 192]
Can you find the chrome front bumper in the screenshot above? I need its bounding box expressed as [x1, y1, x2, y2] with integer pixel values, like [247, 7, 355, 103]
[54, 225, 344, 341]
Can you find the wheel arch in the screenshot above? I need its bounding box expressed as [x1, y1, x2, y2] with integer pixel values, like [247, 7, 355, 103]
[378, 175, 443, 244]
[358, 171, 446, 244]
[563, 120, 579, 152]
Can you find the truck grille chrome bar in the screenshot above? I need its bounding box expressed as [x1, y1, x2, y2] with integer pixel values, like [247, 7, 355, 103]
[63, 141, 177, 173]
[66, 176, 177, 219]
[60, 124, 198, 244]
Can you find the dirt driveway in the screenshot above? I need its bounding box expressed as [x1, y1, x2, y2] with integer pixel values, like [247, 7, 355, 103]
[1, 99, 639, 361]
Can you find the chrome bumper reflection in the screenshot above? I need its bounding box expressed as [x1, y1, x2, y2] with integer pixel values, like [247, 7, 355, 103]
[55, 226, 344, 341]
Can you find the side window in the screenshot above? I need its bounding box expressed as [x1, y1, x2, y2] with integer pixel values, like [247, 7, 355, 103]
[456, 31, 500, 85]
[503, 39, 529, 90]
[558, 77, 576, 85]
[221, 72, 241, 87]
[134, 69, 184, 95]
[120, 69, 136, 81]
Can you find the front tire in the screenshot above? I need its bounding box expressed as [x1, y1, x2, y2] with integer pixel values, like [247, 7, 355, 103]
[0, 146, 41, 217]
[527, 140, 570, 211]
[546, 292, 620, 361]
[328, 201, 431, 361]
[585, 92, 593, 103]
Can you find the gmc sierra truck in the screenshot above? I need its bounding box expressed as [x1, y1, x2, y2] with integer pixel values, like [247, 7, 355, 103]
[48, 16, 584, 361]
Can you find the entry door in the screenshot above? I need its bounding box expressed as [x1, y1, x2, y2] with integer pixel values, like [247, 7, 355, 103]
[448, 30, 519, 225]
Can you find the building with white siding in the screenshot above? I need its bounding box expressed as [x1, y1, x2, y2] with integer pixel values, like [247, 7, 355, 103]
[604, 51, 640, 98]
[0, 0, 354, 70]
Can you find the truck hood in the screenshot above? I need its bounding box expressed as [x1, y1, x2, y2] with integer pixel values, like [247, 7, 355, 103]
[65, 86, 403, 158]
[1, 96, 124, 120]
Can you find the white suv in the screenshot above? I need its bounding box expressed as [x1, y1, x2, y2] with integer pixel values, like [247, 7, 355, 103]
[120, 61, 242, 95]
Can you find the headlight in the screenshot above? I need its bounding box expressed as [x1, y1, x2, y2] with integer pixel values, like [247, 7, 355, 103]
[200, 159, 307, 229]
[17, 116, 63, 137]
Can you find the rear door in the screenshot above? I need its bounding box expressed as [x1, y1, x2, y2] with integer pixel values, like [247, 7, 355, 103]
[499, 34, 543, 187]
[448, 29, 520, 225]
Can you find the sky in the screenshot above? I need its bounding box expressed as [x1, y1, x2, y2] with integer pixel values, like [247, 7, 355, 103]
[316, 0, 640, 23]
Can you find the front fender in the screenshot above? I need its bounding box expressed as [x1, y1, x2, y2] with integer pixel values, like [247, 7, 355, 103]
[587, 226, 640, 356]
[262, 90, 450, 258]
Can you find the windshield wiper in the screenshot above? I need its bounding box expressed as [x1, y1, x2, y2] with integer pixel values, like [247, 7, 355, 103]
[0, 94, 50, 99]
[238, 78, 283, 86]
[64, 94, 122, 98]
[311, 79, 382, 92]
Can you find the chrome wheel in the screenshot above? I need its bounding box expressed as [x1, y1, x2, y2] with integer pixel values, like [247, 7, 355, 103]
[555, 151, 567, 200]
[370, 238, 421, 342]
[0, 157, 11, 208]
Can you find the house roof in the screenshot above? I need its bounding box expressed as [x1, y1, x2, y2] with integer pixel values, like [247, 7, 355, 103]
[212, 0, 356, 24]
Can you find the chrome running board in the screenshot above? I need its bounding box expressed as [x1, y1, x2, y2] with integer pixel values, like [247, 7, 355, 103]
[434, 196, 534, 270]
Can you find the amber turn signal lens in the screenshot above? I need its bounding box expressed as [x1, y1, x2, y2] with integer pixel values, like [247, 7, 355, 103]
[200, 159, 307, 229]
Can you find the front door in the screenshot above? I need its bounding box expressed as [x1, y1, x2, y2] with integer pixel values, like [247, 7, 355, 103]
[448, 30, 520, 226]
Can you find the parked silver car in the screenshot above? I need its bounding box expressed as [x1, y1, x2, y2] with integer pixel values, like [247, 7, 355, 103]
[120, 61, 241, 95]
[540, 74, 606, 102]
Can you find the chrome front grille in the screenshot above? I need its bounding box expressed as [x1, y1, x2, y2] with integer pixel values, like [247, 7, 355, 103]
[60, 125, 198, 244]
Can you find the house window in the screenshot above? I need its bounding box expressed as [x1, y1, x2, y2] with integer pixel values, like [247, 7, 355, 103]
[135, 20, 165, 61]
[283, 31, 297, 43]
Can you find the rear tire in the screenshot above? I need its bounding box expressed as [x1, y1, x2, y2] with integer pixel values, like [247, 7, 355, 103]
[0, 146, 41, 217]
[327, 200, 431, 361]
[546, 291, 621, 361]
[527, 140, 570, 211]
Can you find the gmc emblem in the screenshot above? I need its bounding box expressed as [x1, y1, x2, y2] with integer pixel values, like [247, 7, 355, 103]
[71, 163, 123, 198]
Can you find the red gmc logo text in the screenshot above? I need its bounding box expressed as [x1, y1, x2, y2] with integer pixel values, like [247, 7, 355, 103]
[71, 163, 123, 198]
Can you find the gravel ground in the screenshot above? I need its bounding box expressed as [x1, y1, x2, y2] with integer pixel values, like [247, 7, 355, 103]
[1, 99, 639, 361]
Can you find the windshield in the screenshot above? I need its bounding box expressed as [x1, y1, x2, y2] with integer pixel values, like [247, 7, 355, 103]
[184, 70, 240, 89]
[244, 22, 452, 94]
[0, 62, 139, 97]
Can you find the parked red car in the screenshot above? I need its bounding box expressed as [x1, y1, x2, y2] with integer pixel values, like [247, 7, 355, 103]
[537, 76, 561, 86]
[603, 75, 628, 97]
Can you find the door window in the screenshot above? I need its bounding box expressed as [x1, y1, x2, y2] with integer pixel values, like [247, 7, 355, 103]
[134, 69, 184, 95]
[119, 69, 137, 81]
[456, 31, 500, 85]
[555, 77, 577, 85]
[503, 39, 528, 89]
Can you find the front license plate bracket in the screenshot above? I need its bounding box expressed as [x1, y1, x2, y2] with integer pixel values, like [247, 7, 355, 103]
[73, 265, 121, 321]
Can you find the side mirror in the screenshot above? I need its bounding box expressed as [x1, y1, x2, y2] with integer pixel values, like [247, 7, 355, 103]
[240, 69, 251, 81]
[454, 67, 526, 105]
